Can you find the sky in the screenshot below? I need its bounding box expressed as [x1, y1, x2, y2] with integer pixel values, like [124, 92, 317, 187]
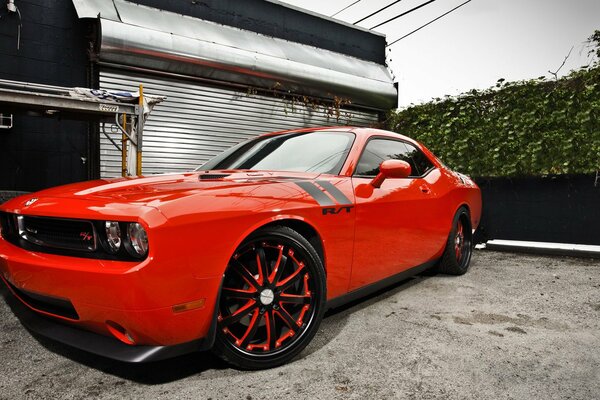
[278, 0, 600, 108]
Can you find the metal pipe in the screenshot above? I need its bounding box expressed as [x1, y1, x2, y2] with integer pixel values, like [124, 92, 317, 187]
[121, 114, 127, 177]
[113, 113, 136, 144]
[136, 84, 143, 176]
[101, 123, 122, 152]
[0, 78, 77, 95]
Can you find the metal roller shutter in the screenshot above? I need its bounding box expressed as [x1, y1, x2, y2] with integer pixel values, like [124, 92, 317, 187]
[99, 69, 379, 177]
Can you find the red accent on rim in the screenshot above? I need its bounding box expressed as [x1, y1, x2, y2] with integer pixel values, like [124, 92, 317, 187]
[296, 305, 310, 326]
[238, 308, 260, 348]
[455, 221, 465, 263]
[267, 245, 285, 284]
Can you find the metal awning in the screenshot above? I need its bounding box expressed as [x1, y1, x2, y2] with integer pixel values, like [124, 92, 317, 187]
[0, 79, 137, 120]
[0, 78, 165, 177]
[72, 0, 397, 110]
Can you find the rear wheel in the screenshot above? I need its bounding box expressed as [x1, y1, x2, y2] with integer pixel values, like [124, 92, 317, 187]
[213, 225, 326, 369]
[437, 207, 473, 275]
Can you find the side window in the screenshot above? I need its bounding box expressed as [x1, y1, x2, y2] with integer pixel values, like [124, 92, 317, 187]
[354, 138, 435, 177]
[404, 143, 435, 176]
[354, 139, 411, 177]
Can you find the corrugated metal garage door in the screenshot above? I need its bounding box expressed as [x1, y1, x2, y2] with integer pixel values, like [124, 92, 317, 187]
[99, 69, 379, 177]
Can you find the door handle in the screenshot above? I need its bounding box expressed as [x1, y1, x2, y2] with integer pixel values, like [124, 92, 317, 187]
[419, 184, 431, 194]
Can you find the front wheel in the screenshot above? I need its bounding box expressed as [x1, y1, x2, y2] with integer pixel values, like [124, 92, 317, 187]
[437, 207, 473, 275]
[213, 225, 326, 369]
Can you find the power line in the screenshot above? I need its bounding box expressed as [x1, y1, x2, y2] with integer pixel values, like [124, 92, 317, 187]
[370, 0, 437, 30]
[386, 0, 473, 47]
[354, 0, 403, 25]
[331, 0, 361, 17]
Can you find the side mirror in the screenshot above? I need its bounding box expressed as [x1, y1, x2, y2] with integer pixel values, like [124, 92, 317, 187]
[370, 160, 411, 188]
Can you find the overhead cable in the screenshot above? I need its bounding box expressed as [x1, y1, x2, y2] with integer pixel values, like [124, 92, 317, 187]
[331, 0, 361, 17]
[386, 0, 473, 46]
[354, 0, 403, 25]
[370, 0, 437, 30]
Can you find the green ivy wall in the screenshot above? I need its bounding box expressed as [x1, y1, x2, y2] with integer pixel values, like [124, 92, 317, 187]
[388, 65, 600, 178]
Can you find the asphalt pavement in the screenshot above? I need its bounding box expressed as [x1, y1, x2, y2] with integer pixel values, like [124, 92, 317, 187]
[1, 250, 599, 399]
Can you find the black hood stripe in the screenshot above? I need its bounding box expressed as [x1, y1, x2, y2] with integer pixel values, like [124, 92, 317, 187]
[294, 182, 335, 206]
[316, 180, 352, 205]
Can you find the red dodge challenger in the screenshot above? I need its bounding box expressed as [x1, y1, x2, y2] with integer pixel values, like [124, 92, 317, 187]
[0, 127, 480, 369]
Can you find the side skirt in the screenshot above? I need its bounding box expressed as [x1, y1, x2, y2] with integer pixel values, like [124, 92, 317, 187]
[326, 259, 438, 310]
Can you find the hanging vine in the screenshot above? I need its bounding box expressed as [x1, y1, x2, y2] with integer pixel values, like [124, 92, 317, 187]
[245, 81, 355, 125]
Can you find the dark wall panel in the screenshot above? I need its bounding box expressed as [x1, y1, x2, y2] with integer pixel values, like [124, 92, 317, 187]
[475, 175, 600, 245]
[0, 1, 89, 192]
[132, 0, 387, 64]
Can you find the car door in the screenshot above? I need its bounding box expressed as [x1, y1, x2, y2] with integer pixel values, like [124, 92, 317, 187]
[349, 137, 446, 290]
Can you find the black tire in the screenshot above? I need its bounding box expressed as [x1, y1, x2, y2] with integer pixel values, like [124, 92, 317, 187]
[437, 207, 473, 275]
[213, 225, 326, 370]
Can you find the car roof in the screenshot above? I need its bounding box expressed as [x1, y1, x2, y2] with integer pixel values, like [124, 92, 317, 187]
[258, 126, 419, 146]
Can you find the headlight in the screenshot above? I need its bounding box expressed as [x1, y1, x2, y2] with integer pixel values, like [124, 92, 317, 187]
[104, 221, 122, 253]
[126, 222, 148, 258]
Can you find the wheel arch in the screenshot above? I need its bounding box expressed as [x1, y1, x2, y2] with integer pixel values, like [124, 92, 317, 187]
[456, 202, 471, 215]
[261, 219, 326, 272]
[455, 203, 473, 237]
[226, 215, 326, 275]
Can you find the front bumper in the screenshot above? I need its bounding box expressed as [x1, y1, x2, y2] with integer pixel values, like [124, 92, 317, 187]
[0, 236, 222, 356]
[1, 284, 210, 362]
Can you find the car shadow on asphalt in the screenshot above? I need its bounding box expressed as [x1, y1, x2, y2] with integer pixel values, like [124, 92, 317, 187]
[302, 273, 431, 357]
[1, 272, 434, 384]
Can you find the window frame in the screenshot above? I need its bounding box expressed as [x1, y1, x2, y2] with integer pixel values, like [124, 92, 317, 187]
[352, 135, 436, 179]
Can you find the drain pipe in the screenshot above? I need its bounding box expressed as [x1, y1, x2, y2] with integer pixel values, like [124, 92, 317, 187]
[6, 0, 22, 50]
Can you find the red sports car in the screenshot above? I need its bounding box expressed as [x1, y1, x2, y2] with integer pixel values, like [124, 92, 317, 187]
[0, 127, 480, 369]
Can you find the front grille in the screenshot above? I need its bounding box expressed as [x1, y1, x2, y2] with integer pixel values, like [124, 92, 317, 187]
[18, 216, 97, 252]
[0, 212, 144, 261]
[2, 277, 79, 320]
[1, 212, 97, 253]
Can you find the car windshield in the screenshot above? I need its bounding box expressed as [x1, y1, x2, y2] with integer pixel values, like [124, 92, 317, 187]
[197, 131, 355, 175]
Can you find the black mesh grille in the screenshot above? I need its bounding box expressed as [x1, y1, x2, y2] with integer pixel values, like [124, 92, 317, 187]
[20, 216, 97, 252]
[2, 278, 79, 320]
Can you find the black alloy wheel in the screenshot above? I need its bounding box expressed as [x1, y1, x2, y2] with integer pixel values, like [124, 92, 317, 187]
[213, 225, 326, 369]
[437, 207, 473, 275]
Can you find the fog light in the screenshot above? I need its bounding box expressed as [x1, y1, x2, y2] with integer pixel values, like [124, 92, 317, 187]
[126, 222, 148, 258]
[106, 320, 135, 345]
[104, 221, 121, 253]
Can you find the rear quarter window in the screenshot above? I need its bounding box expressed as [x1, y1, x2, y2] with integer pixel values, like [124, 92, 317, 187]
[404, 143, 435, 176]
[354, 138, 435, 178]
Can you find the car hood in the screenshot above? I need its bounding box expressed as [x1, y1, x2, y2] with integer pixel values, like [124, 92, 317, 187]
[4, 171, 322, 215]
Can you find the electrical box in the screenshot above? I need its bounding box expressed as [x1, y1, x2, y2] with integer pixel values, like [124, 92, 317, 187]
[0, 114, 13, 129]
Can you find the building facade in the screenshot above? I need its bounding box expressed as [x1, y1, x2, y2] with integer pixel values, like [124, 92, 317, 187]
[1, 0, 396, 190]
